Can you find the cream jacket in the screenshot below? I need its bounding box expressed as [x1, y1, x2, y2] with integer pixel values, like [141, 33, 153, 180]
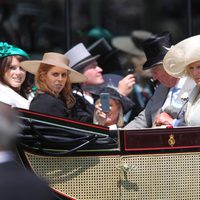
[0, 83, 30, 109]
[185, 85, 200, 126]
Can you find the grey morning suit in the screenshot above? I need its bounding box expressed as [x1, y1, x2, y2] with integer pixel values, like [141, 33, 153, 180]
[125, 77, 195, 129]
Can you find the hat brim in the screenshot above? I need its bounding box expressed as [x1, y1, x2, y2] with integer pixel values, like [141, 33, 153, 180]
[72, 55, 100, 71]
[92, 86, 134, 112]
[164, 58, 197, 78]
[112, 37, 144, 56]
[163, 35, 200, 78]
[143, 55, 165, 70]
[20, 60, 87, 83]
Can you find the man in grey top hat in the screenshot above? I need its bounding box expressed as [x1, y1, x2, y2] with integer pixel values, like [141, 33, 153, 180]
[65, 43, 135, 123]
[125, 32, 195, 129]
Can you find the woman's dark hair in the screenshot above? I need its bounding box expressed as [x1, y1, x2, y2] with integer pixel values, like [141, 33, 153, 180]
[0, 55, 31, 98]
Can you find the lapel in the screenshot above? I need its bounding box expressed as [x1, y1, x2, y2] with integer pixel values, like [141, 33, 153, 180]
[185, 85, 200, 122]
[176, 77, 196, 102]
[150, 84, 170, 121]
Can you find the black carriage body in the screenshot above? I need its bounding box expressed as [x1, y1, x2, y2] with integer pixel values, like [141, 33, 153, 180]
[17, 109, 200, 200]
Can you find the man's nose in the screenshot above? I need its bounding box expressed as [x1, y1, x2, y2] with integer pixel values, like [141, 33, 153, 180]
[96, 66, 103, 72]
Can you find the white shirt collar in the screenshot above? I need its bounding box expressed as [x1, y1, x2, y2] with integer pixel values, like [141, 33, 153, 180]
[175, 77, 187, 89]
[73, 90, 94, 104]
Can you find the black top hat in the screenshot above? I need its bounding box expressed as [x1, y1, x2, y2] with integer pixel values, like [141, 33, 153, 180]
[88, 38, 122, 74]
[88, 38, 112, 57]
[142, 31, 173, 70]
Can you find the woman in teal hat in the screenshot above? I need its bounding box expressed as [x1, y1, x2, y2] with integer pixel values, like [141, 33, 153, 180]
[0, 42, 31, 109]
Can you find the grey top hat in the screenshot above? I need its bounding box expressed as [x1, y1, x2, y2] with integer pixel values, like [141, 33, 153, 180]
[65, 43, 99, 72]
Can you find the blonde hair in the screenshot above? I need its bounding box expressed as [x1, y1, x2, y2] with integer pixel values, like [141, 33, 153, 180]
[93, 98, 124, 127]
[185, 67, 191, 78]
[35, 63, 75, 108]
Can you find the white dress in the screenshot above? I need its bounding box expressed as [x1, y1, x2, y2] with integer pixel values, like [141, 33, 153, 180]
[185, 85, 200, 126]
[0, 83, 30, 109]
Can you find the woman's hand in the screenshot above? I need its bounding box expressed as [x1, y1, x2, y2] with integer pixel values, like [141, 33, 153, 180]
[94, 103, 108, 126]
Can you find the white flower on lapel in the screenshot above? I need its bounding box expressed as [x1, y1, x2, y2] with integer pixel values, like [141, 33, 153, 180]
[181, 92, 189, 102]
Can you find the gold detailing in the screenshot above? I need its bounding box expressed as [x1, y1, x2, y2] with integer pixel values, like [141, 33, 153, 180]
[168, 134, 175, 147]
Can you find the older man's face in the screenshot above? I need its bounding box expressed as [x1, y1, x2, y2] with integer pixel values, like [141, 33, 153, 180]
[82, 61, 104, 85]
[151, 64, 178, 88]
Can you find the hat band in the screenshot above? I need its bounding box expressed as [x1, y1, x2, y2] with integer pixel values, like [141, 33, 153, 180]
[73, 55, 93, 67]
[72, 55, 94, 71]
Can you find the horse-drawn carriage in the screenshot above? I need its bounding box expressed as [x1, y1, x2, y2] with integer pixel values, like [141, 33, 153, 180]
[17, 109, 200, 200]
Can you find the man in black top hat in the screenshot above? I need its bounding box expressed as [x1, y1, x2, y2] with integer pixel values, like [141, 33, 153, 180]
[125, 31, 195, 129]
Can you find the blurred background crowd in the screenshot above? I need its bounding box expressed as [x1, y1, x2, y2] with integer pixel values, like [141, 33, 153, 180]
[0, 0, 199, 55]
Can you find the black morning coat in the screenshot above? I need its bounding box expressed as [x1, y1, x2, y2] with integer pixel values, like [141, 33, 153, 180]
[0, 158, 53, 200]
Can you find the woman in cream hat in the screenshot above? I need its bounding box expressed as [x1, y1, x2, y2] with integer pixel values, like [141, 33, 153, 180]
[20, 52, 87, 120]
[162, 35, 200, 126]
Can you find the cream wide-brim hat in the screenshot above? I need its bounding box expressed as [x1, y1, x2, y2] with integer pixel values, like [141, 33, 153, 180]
[20, 52, 87, 83]
[111, 30, 153, 56]
[163, 35, 200, 78]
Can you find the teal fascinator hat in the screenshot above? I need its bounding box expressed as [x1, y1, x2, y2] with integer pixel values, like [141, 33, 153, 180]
[0, 42, 30, 59]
